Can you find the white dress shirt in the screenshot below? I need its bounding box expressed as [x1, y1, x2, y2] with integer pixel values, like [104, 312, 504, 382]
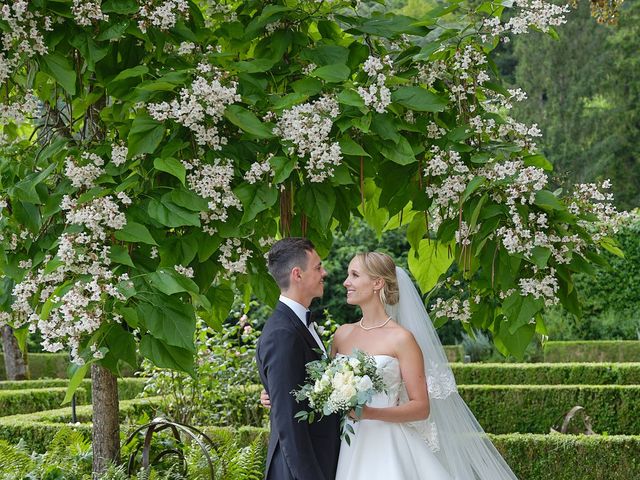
[279, 295, 326, 354]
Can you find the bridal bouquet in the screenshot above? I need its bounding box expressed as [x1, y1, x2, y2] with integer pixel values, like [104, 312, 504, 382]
[292, 350, 385, 443]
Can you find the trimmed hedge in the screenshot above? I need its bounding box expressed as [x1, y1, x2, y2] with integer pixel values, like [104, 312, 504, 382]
[0, 377, 146, 399]
[0, 396, 162, 451]
[543, 340, 640, 362]
[459, 384, 640, 435]
[0, 353, 138, 380]
[450, 362, 640, 385]
[132, 383, 640, 435]
[0, 387, 88, 417]
[3, 400, 639, 479]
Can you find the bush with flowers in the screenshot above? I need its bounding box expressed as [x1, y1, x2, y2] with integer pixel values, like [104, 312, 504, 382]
[138, 308, 264, 428]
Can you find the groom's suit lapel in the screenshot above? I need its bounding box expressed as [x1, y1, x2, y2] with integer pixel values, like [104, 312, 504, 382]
[275, 302, 322, 357]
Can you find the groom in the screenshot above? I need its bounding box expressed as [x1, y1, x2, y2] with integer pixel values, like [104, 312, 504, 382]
[256, 237, 340, 480]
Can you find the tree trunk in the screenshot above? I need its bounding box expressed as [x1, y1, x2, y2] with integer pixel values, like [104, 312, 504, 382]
[1, 325, 29, 380]
[92, 363, 120, 478]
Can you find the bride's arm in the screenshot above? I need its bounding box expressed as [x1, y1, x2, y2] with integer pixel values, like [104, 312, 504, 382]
[357, 331, 430, 423]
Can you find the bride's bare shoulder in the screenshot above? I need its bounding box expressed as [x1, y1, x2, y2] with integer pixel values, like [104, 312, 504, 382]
[387, 321, 418, 347]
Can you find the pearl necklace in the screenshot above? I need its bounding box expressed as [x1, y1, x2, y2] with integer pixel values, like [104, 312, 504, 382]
[358, 316, 392, 331]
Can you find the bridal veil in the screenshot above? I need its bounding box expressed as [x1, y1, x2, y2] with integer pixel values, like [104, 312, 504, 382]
[386, 267, 518, 480]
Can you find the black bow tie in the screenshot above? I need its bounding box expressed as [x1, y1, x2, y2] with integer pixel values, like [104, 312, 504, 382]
[305, 310, 313, 327]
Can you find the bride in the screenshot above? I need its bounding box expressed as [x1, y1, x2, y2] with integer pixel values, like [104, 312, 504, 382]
[332, 251, 518, 480]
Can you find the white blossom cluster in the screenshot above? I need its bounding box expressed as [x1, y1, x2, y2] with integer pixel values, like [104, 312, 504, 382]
[244, 156, 275, 184]
[484, 0, 569, 40]
[424, 146, 474, 222]
[519, 268, 559, 307]
[569, 180, 632, 241]
[218, 238, 252, 275]
[147, 70, 240, 149]
[138, 0, 189, 33]
[10, 190, 131, 363]
[177, 41, 196, 55]
[64, 152, 105, 189]
[0, 91, 38, 126]
[183, 158, 241, 234]
[417, 60, 447, 89]
[174, 264, 194, 278]
[0, 1, 52, 83]
[357, 55, 394, 113]
[273, 96, 342, 183]
[430, 297, 471, 323]
[71, 0, 109, 26]
[111, 142, 128, 166]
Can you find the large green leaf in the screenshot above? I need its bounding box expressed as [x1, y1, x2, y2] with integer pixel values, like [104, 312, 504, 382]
[62, 361, 92, 404]
[234, 182, 278, 224]
[391, 87, 447, 112]
[359, 178, 388, 237]
[339, 137, 370, 157]
[224, 105, 274, 138]
[41, 52, 76, 95]
[534, 190, 565, 211]
[147, 268, 200, 296]
[380, 136, 416, 165]
[114, 221, 158, 245]
[128, 114, 165, 157]
[311, 64, 351, 83]
[502, 292, 545, 334]
[140, 334, 195, 375]
[298, 183, 336, 230]
[110, 245, 135, 267]
[148, 198, 201, 227]
[495, 321, 536, 360]
[202, 283, 235, 330]
[408, 239, 454, 294]
[138, 300, 196, 352]
[102, 322, 138, 370]
[154, 157, 186, 185]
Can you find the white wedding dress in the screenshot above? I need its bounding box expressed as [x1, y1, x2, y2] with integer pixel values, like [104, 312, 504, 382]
[335, 354, 451, 480]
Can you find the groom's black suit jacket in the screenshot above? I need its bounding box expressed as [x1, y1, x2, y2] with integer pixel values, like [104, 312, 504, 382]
[256, 301, 340, 480]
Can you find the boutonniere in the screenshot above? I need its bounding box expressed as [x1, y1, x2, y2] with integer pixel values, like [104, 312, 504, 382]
[314, 323, 325, 335]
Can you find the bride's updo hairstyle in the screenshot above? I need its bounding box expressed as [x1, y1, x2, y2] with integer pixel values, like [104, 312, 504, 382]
[355, 252, 400, 306]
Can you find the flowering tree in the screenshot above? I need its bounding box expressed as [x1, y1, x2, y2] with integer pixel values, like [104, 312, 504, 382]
[0, 0, 629, 473]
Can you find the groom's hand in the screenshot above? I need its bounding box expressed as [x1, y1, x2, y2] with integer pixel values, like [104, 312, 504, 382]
[260, 388, 271, 409]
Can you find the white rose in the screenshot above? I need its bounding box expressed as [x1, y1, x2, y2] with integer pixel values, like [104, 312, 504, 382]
[355, 375, 373, 392]
[348, 357, 361, 369]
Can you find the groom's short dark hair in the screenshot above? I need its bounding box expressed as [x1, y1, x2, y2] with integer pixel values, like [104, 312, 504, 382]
[268, 237, 315, 289]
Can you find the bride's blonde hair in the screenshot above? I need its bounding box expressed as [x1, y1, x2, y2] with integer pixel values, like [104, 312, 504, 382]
[354, 252, 400, 306]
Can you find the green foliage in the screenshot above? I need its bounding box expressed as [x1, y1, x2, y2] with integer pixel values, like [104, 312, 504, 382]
[543, 340, 640, 362]
[451, 362, 640, 385]
[138, 317, 263, 427]
[0, 386, 88, 417]
[543, 219, 640, 341]
[0, 396, 161, 452]
[460, 384, 640, 435]
[0, 378, 146, 401]
[508, 0, 640, 209]
[493, 433, 640, 480]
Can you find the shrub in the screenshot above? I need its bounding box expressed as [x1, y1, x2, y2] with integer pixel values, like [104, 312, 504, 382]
[0, 387, 88, 417]
[459, 384, 640, 434]
[450, 362, 640, 385]
[494, 433, 640, 479]
[444, 345, 464, 362]
[0, 353, 138, 380]
[0, 397, 162, 452]
[138, 318, 263, 427]
[543, 340, 640, 362]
